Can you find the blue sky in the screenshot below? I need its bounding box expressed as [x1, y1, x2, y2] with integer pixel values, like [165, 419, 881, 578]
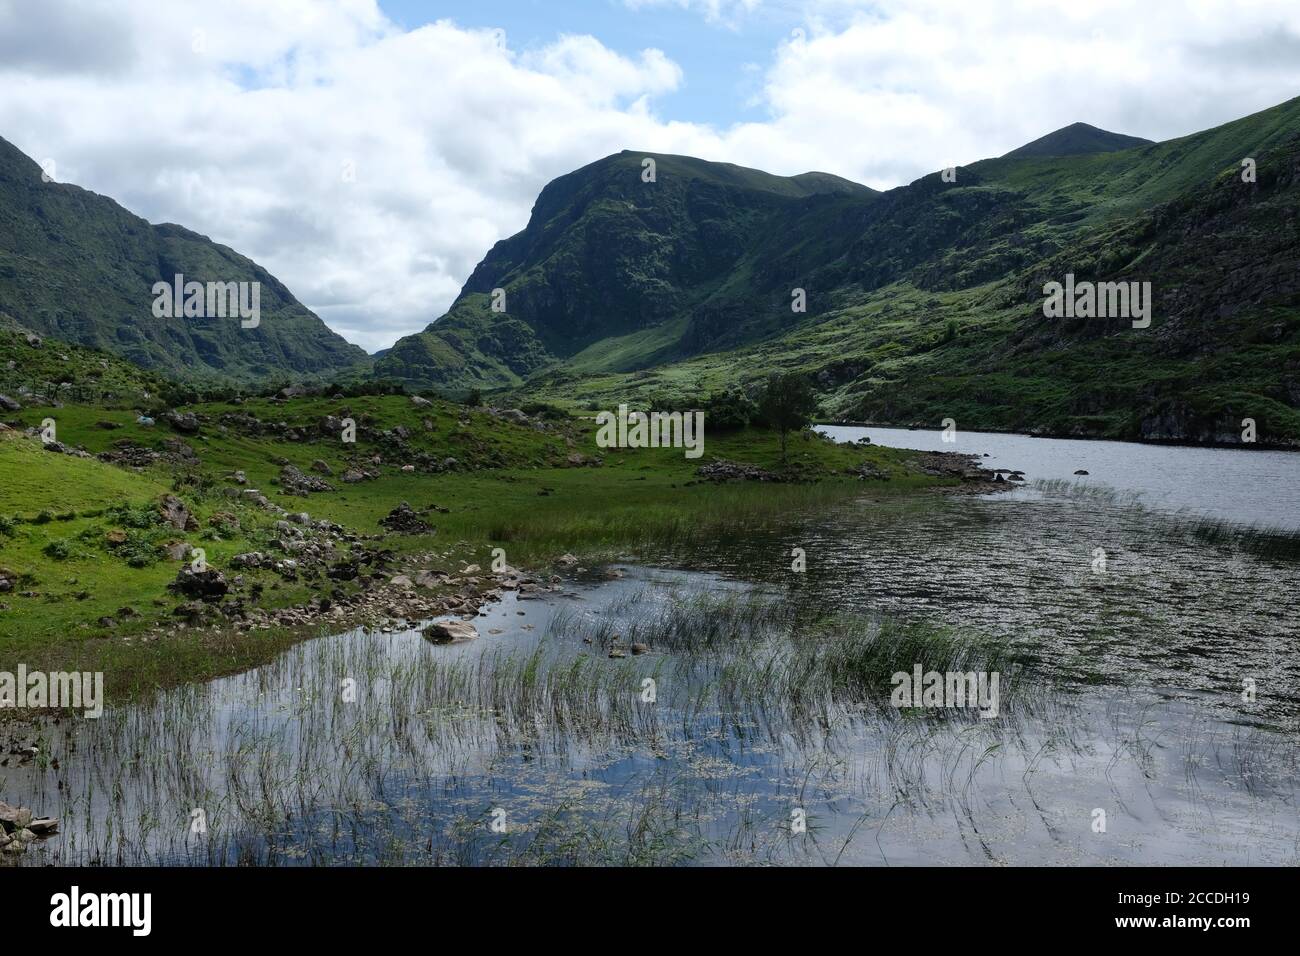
[378, 0, 804, 125]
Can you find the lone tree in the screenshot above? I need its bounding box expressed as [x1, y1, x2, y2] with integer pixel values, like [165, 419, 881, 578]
[757, 372, 820, 465]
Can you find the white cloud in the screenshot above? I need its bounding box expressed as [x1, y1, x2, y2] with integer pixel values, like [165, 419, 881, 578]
[0, 0, 1297, 352]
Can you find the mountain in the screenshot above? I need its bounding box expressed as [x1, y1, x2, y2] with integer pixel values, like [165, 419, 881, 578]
[379, 96, 1300, 445]
[374, 152, 877, 388]
[0, 136, 368, 383]
[1002, 122, 1153, 158]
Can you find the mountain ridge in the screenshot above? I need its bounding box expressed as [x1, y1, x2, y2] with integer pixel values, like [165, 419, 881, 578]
[378, 96, 1300, 444]
[1002, 121, 1154, 158]
[0, 135, 369, 383]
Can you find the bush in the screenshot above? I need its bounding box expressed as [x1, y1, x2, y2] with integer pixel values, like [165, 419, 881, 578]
[43, 538, 74, 560]
[110, 503, 162, 529]
[520, 401, 570, 421]
[116, 530, 161, 568]
[701, 391, 758, 431]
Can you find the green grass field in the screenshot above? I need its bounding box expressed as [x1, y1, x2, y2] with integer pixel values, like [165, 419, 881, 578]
[0, 392, 946, 697]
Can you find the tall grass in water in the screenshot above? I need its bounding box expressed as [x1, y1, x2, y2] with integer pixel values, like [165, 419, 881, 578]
[21, 584, 1297, 867]
[483, 480, 870, 562]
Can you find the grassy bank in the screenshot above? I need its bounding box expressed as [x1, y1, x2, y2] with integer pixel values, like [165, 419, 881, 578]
[0, 392, 947, 696]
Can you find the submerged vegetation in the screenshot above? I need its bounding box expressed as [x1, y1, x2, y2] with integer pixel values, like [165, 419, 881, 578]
[6, 581, 1297, 867]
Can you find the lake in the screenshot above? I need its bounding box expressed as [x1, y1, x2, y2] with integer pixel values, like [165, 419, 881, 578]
[5, 430, 1299, 866]
[820, 424, 1300, 529]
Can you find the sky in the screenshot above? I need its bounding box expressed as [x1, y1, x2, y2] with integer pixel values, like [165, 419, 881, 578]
[1, 0, 1300, 353]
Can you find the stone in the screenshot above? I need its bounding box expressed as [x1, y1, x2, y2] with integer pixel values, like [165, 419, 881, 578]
[280, 464, 334, 495]
[421, 620, 478, 644]
[157, 494, 198, 531]
[0, 802, 32, 829]
[168, 567, 229, 601]
[379, 501, 433, 534]
[161, 540, 190, 561]
[163, 410, 201, 434]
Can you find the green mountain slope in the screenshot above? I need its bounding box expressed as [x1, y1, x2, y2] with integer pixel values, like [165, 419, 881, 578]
[382, 97, 1300, 445]
[0, 136, 368, 383]
[375, 151, 878, 389]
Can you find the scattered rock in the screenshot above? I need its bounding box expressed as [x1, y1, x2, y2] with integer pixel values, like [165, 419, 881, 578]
[0, 394, 20, 412]
[379, 501, 433, 534]
[280, 464, 335, 495]
[696, 459, 780, 483]
[1074, 469, 1089, 475]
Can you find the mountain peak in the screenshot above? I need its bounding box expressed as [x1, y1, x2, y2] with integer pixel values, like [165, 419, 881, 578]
[1003, 122, 1153, 159]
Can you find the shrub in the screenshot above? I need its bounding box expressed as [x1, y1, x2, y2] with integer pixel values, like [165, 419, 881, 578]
[43, 538, 74, 560]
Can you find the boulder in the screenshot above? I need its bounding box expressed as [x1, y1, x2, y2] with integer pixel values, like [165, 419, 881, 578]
[157, 494, 199, 531]
[163, 410, 201, 434]
[421, 620, 478, 644]
[168, 567, 229, 601]
[161, 540, 190, 561]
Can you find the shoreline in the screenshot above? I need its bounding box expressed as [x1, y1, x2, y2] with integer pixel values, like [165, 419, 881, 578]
[818, 420, 1300, 453]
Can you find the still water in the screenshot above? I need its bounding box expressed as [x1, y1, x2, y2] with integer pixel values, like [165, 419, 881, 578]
[4, 432, 1298, 866]
[820, 424, 1300, 530]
